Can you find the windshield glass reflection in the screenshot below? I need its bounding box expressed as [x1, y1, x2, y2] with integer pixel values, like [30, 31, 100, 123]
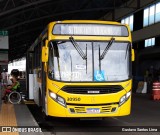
[48, 41, 130, 82]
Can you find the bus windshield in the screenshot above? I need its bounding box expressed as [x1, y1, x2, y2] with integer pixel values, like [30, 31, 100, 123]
[48, 41, 131, 82]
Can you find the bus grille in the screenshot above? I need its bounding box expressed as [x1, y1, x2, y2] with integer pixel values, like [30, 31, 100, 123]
[101, 106, 112, 113]
[61, 85, 123, 94]
[74, 106, 113, 113]
[74, 107, 86, 113]
[69, 105, 118, 114]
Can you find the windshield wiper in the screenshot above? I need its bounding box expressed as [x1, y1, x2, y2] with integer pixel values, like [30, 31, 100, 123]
[100, 37, 115, 60]
[69, 36, 87, 60]
[70, 55, 72, 81]
[86, 44, 87, 74]
[125, 43, 130, 59]
[99, 45, 101, 71]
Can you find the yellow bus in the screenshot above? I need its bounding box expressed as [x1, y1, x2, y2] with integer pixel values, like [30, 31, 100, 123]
[26, 20, 134, 118]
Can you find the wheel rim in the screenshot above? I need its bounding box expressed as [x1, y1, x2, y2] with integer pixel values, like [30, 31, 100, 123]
[9, 92, 21, 104]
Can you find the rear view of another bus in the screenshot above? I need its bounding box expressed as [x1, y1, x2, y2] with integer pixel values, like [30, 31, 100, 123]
[28, 20, 135, 118]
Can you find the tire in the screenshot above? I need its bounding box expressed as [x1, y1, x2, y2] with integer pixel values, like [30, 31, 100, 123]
[42, 111, 51, 121]
[8, 91, 21, 104]
[39, 90, 42, 107]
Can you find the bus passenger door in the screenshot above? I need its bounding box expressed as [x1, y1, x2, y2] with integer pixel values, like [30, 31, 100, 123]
[41, 40, 48, 114]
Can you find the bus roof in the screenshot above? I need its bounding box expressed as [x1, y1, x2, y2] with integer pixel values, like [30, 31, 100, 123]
[48, 20, 123, 26]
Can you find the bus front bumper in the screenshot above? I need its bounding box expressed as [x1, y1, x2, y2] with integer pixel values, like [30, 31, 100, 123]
[47, 96, 131, 118]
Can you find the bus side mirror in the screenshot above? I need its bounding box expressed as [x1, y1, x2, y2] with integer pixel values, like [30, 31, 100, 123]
[42, 40, 49, 62]
[42, 46, 48, 62]
[132, 49, 135, 61]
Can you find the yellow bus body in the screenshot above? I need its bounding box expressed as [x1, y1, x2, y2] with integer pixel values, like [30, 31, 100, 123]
[32, 20, 133, 118]
[47, 78, 132, 117]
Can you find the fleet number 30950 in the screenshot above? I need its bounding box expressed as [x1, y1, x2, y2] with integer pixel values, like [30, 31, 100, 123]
[67, 97, 81, 101]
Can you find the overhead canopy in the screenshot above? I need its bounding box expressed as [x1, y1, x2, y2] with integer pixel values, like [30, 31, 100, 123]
[0, 0, 131, 61]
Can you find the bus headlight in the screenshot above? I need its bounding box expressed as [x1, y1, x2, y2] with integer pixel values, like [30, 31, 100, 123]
[119, 91, 131, 106]
[57, 96, 66, 107]
[49, 90, 66, 107]
[50, 92, 57, 99]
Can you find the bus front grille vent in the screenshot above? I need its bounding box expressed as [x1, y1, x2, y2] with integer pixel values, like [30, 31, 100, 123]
[69, 105, 117, 114]
[61, 85, 123, 94]
[74, 107, 86, 113]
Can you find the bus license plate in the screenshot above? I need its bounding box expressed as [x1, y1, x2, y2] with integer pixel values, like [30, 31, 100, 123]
[86, 108, 100, 113]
